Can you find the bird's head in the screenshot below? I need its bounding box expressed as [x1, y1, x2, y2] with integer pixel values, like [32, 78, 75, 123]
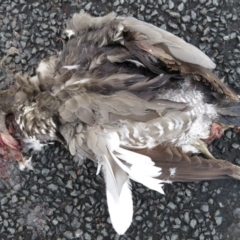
[0, 105, 24, 177]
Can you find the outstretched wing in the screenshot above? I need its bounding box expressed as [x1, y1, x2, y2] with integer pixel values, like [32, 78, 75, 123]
[132, 143, 240, 182]
[62, 12, 238, 101]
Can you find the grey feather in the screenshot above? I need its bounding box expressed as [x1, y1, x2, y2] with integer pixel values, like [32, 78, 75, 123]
[121, 17, 216, 69]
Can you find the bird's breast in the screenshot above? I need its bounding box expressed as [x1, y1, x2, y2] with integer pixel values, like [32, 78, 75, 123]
[116, 87, 218, 151]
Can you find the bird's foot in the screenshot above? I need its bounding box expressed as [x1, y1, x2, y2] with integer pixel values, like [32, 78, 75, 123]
[193, 140, 214, 159]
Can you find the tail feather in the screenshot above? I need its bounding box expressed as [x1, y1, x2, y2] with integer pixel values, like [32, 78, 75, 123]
[102, 154, 132, 235]
[217, 100, 240, 126]
[87, 126, 168, 234]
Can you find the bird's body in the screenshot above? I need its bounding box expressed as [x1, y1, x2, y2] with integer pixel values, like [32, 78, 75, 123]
[1, 12, 240, 234]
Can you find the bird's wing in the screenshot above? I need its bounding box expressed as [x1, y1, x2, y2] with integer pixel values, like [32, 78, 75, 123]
[57, 87, 190, 125]
[118, 16, 238, 101]
[121, 16, 216, 69]
[60, 12, 238, 100]
[131, 143, 240, 182]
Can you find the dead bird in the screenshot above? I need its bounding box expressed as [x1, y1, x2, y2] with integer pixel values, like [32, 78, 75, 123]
[1, 12, 240, 234]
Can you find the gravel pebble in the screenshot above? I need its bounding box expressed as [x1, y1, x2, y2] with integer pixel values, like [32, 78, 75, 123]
[190, 219, 197, 229]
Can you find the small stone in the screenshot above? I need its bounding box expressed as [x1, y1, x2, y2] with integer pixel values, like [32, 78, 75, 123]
[168, 22, 178, 30]
[236, 68, 240, 75]
[223, 35, 230, 41]
[220, 16, 226, 24]
[3, 219, 8, 227]
[200, 8, 208, 15]
[36, 37, 44, 45]
[151, 10, 158, 17]
[212, 0, 218, 6]
[66, 180, 73, 189]
[201, 204, 209, 213]
[11, 195, 18, 203]
[215, 216, 223, 226]
[84, 233, 92, 240]
[232, 15, 238, 21]
[63, 231, 74, 239]
[160, 24, 167, 30]
[230, 32, 236, 39]
[178, 3, 184, 11]
[1, 197, 8, 205]
[191, 11, 197, 20]
[232, 143, 240, 149]
[48, 184, 58, 191]
[167, 202, 177, 210]
[235, 158, 240, 165]
[70, 190, 79, 197]
[57, 163, 64, 169]
[41, 168, 50, 176]
[184, 212, 190, 223]
[190, 219, 197, 229]
[207, 16, 212, 22]
[169, 0, 174, 9]
[85, 2, 92, 11]
[182, 15, 190, 22]
[52, 219, 58, 225]
[7, 227, 15, 234]
[75, 229, 83, 238]
[50, 12, 57, 18]
[32, 2, 40, 7]
[190, 25, 197, 33]
[171, 234, 179, 240]
[41, 23, 48, 29]
[174, 218, 181, 225]
[65, 205, 73, 214]
[170, 12, 180, 18]
[185, 189, 192, 197]
[226, 131, 232, 139]
[208, 198, 214, 205]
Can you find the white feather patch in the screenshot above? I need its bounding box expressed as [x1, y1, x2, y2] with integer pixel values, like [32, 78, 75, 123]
[65, 29, 75, 38]
[169, 167, 176, 177]
[110, 149, 166, 195]
[23, 138, 45, 151]
[62, 65, 80, 70]
[106, 181, 133, 235]
[116, 147, 154, 165]
[88, 126, 168, 234]
[19, 156, 34, 171]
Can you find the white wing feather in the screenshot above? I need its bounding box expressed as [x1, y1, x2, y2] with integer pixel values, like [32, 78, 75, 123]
[88, 126, 167, 234]
[110, 150, 166, 195]
[88, 127, 133, 234]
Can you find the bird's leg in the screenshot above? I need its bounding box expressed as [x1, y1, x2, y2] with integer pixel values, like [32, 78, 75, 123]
[193, 139, 214, 159]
